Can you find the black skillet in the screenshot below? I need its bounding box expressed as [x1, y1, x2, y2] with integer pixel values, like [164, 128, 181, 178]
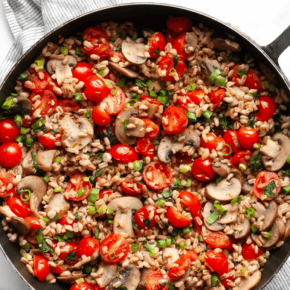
[1, 3, 290, 290]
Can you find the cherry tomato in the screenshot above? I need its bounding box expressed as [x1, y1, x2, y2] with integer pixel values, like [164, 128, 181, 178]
[178, 90, 205, 111]
[0, 142, 22, 168]
[92, 106, 111, 126]
[100, 86, 126, 115]
[84, 75, 110, 103]
[0, 172, 14, 197]
[162, 105, 188, 134]
[204, 250, 229, 276]
[244, 69, 263, 93]
[78, 237, 99, 257]
[142, 119, 160, 140]
[33, 255, 49, 282]
[253, 171, 281, 201]
[99, 233, 129, 263]
[143, 161, 172, 191]
[223, 129, 241, 154]
[82, 27, 109, 41]
[209, 89, 225, 110]
[166, 16, 192, 35]
[55, 242, 80, 265]
[191, 157, 215, 182]
[38, 131, 62, 150]
[23, 216, 41, 230]
[202, 230, 230, 249]
[166, 29, 177, 44]
[50, 263, 66, 275]
[231, 151, 252, 168]
[186, 250, 199, 262]
[72, 62, 93, 83]
[255, 95, 276, 121]
[22, 118, 35, 128]
[134, 205, 157, 230]
[108, 144, 139, 163]
[0, 119, 20, 144]
[84, 38, 111, 58]
[168, 254, 190, 280]
[173, 152, 192, 167]
[158, 54, 187, 82]
[220, 270, 235, 290]
[145, 270, 169, 290]
[166, 207, 192, 228]
[224, 236, 238, 253]
[46, 78, 62, 96]
[29, 90, 57, 117]
[58, 99, 80, 113]
[200, 133, 225, 152]
[109, 51, 126, 62]
[24, 70, 50, 93]
[120, 179, 143, 196]
[179, 191, 201, 217]
[237, 127, 259, 150]
[242, 243, 264, 261]
[193, 213, 203, 234]
[58, 214, 77, 226]
[64, 173, 92, 201]
[135, 138, 155, 159]
[148, 32, 166, 58]
[71, 282, 95, 290]
[140, 95, 162, 105]
[173, 33, 194, 60]
[99, 189, 113, 199]
[228, 63, 242, 86]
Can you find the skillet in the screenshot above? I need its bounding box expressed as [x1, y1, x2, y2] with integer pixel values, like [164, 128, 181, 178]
[0, 3, 290, 290]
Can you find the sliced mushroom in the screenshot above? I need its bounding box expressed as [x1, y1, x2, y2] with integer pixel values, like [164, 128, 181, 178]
[36, 150, 57, 172]
[122, 39, 147, 64]
[242, 181, 253, 195]
[107, 197, 143, 238]
[235, 270, 262, 290]
[212, 162, 230, 177]
[163, 248, 179, 271]
[46, 56, 77, 86]
[140, 100, 159, 119]
[218, 203, 238, 224]
[22, 142, 41, 175]
[13, 96, 32, 113]
[44, 194, 70, 219]
[284, 219, 290, 241]
[59, 115, 93, 151]
[261, 219, 285, 248]
[57, 274, 87, 284]
[109, 265, 140, 290]
[126, 117, 146, 138]
[236, 217, 251, 239]
[199, 57, 221, 81]
[202, 202, 225, 231]
[110, 62, 139, 78]
[185, 32, 197, 51]
[16, 176, 47, 218]
[183, 127, 201, 148]
[96, 261, 118, 288]
[212, 38, 241, 52]
[139, 251, 154, 288]
[260, 133, 290, 171]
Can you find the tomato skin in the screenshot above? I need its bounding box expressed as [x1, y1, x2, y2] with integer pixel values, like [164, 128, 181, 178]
[7, 197, 31, 217]
[253, 171, 281, 201]
[209, 89, 225, 110]
[71, 282, 95, 290]
[120, 179, 143, 196]
[166, 207, 192, 228]
[134, 205, 157, 230]
[245, 69, 263, 93]
[242, 243, 264, 261]
[100, 86, 126, 115]
[167, 16, 192, 35]
[142, 119, 160, 140]
[200, 133, 225, 152]
[186, 250, 199, 262]
[99, 189, 113, 199]
[58, 214, 77, 226]
[84, 75, 110, 103]
[224, 236, 238, 253]
[109, 51, 126, 62]
[220, 271, 235, 290]
[204, 250, 229, 276]
[50, 263, 66, 275]
[99, 233, 129, 264]
[0, 119, 20, 143]
[223, 129, 241, 154]
[143, 161, 172, 191]
[140, 95, 162, 105]
[135, 138, 155, 159]
[24, 70, 50, 93]
[146, 270, 169, 290]
[191, 157, 215, 182]
[78, 237, 99, 257]
[172, 34, 191, 60]
[92, 106, 111, 126]
[166, 29, 177, 44]
[38, 131, 62, 150]
[231, 151, 252, 168]
[0, 142, 22, 168]
[108, 144, 139, 163]
[58, 99, 80, 113]
[179, 191, 201, 217]
[255, 95, 276, 121]
[23, 216, 41, 230]
[228, 63, 242, 86]
[83, 27, 109, 41]
[84, 38, 111, 58]
[177, 90, 205, 110]
[56, 242, 80, 265]
[33, 255, 49, 282]
[237, 127, 259, 150]
[72, 62, 94, 83]
[148, 32, 166, 58]
[202, 230, 230, 249]
[168, 254, 190, 280]
[162, 105, 188, 134]
[0, 172, 14, 197]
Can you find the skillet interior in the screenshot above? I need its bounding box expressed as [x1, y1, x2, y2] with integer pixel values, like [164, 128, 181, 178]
[0, 3, 290, 290]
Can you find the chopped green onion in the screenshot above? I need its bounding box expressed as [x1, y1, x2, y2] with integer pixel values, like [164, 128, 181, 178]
[2, 98, 14, 110]
[42, 217, 50, 222]
[183, 227, 190, 234]
[251, 224, 257, 233]
[14, 115, 22, 127]
[202, 110, 213, 121]
[146, 242, 157, 257]
[74, 92, 82, 102]
[180, 165, 191, 173]
[166, 238, 173, 245]
[83, 177, 90, 182]
[186, 179, 191, 187]
[54, 187, 61, 193]
[149, 90, 157, 98]
[95, 168, 103, 177]
[88, 188, 100, 203]
[88, 206, 97, 215]
[15, 135, 23, 143]
[169, 68, 177, 76]
[157, 240, 166, 248]
[186, 112, 197, 123]
[118, 77, 127, 88]
[132, 33, 138, 40]
[179, 242, 187, 248]
[75, 47, 81, 55]
[97, 204, 107, 214]
[61, 47, 68, 55]
[55, 157, 61, 163]
[157, 95, 170, 105]
[211, 274, 220, 287]
[231, 196, 242, 205]
[95, 227, 100, 239]
[214, 77, 226, 86]
[35, 60, 44, 71]
[83, 264, 93, 274]
[77, 187, 86, 197]
[199, 234, 204, 242]
[124, 119, 129, 130]
[20, 127, 27, 135]
[188, 83, 196, 91]
[245, 207, 255, 219]
[239, 163, 247, 171]
[111, 87, 118, 96]
[135, 79, 147, 88]
[199, 252, 205, 261]
[26, 138, 34, 147]
[215, 175, 222, 184]
[157, 199, 165, 206]
[133, 160, 142, 171]
[213, 200, 227, 216]
[237, 69, 248, 77]
[264, 232, 271, 238]
[283, 185, 290, 194]
[108, 220, 114, 224]
[97, 69, 104, 76]
[209, 68, 222, 84]
[146, 80, 152, 88]
[108, 209, 114, 214]
[287, 155, 290, 164]
[18, 72, 29, 81]
[260, 194, 268, 200]
[75, 211, 82, 221]
[241, 267, 247, 276]
[254, 143, 261, 149]
[31, 118, 45, 133]
[222, 144, 232, 156]
[206, 211, 219, 225]
[20, 189, 32, 202]
[43, 176, 49, 183]
[131, 243, 139, 252]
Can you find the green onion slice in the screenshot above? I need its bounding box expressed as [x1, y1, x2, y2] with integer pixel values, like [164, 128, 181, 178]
[222, 143, 232, 156]
[206, 211, 219, 225]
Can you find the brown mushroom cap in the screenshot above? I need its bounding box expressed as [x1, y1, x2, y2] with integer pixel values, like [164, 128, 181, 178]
[140, 100, 159, 119]
[109, 265, 140, 290]
[236, 217, 251, 239]
[109, 62, 139, 78]
[122, 40, 147, 64]
[22, 142, 41, 175]
[36, 150, 57, 172]
[202, 202, 225, 231]
[212, 38, 241, 52]
[283, 219, 290, 241]
[57, 274, 87, 284]
[44, 194, 70, 219]
[242, 181, 253, 195]
[212, 162, 230, 177]
[235, 270, 262, 290]
[139, 251, 154, 288]
[14, 96, 32, 112]
[199, 57, 221, 81]
[261, 219, 285, 248]
[96, 261, 118, 288]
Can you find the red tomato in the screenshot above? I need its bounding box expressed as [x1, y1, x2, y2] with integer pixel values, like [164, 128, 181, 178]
[140, 95, 162, 105]
[108, 144, 139, 163]
[135, 138, 155, 159]
[166, 29, 177, 44]
[38, 131, 62, 150]
[71, 282, 95, 290]
[202, 230, 230, 249]
[84, 38, 111, 58]
[142, 119, 160, 140]
[173, 152, 192, 166]
[55, 242, 80, 265]
[166, 16, 192, 35]
[82, 27, 109, 41]
[0, 119, 20, 143]
[179, 191, 201, 217]
[99, 233, 129, 263]
[245, 69, 263, 93]
[143, 161, 172, 191]
[204, 250, 229, 276]
[29, 90, 57, 117]
[253, 171, 281, 201]
[166, 207, 192, 228]
[120, 179, 143, 196]
[231, 151, 252, 168]
[255, 95, 276, 121]
[148, 32, 166, 58]
[220, 271, 235, 290]
[58, 214, 77, 226]
[25, 230, 38, 245]
[158, 54, 187, 82]
[24, 70, 50, 93]
[0, 142, 22, 168]
[109, 51, 126, 62]
[186, 250, 199, 262]
[191, 157, 215, 182]
[46, 78, 62, 96]
[72, 62, 94, 83]
[223, 129, 241, 154]
[168, 254, 190, 280]
[92, 106, 111, 126]
[162, 105, 188, 134]
[209, 89, 225, 110]
[178, 90, 205, 111]
[0, 172, 14, 197]
[58, 99, 80, 113]
[78, 237, 99, 257]
[237, 127, 259, 150]
[33, 255, 49, 282]
[50, 263, 66, 275]
[22, 118, 35, 128]
[84, 75, 110, 103]
[200, 133, 225, 152]
[23, 216, 41, 230]
[134, 205, 157, 230]
[99, 189, 113, 199]
[64, 173, 92, 201]
[228, 63, 242, 86]
[173, 33, 194, 60]
[145, 270, 169, 290]
[242, 243, 264, 261]
[100, 86, 125, 115]
[224, 236, 238, 253]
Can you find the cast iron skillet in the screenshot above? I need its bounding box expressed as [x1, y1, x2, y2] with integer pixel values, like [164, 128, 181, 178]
[1, 3, 290, 290]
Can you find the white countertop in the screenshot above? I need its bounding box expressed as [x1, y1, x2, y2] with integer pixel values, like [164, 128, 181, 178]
[1, 1, 290, 290]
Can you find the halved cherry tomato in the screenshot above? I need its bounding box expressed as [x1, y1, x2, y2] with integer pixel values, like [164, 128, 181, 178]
[231, 151, 252, 168]
[228, 63, 242, 86]
[0, 172, 14, 197]
[158, 54, 187, 82]
[92, 106, 111, 126]
[140, 95, 162, 105]
[136, 138, 155, 159]
[166, 16, 192, 35]
[242, 243, 264, 261]
[173, 152, 192, 166]
[209, 89, 225, 110]
[178, 90, 205, 110]
[54, 242, 80, 265]
[72, 62, 94, 83]
[78, 237, 99, 257]
[24, 70, 50, 93]
[120, 179, 143, 196]
[179, 191, 201, 217]
[0, 119, 20, 144]
[166, 29, 177, 44]
[148, 32, 166, 59]
[253, 171, 281, 201]
[82, 27, 109, 41]
[99, 189, 113, 199]
[100, 86, 125, 115]
[143, 161, 172, 191]
[204, 250, 229, 276]
[108, 144, 139, 163]
[193, 213, 203, 233]
[168, 253, 190, 280]
[109, 51, 126, 62]
[84, 75, 110, 103]
[50, 263, 66, 275]
[255, 95, 276, 121]
[0, 142, 22, 168]
[244, 69, 263, 93]
[162, 105, 188, 134]
[33, 255, 49, 282]
[220, 270, 235, 290]
[38, 131, 62, 150]
[200, 133, 224, 152]
[166, 207, 192, 228]
[223, 129, 241, 154]
[191, 157, 215, 182]
[145, 270, 169, 290]
[99, 233, 129, 263]
[64, 173, 92, 201]
[22, 118, 35, 128]
[142, 119, 160, 140]
[46, 78, 62, 96]
[237, 127, 259, 150]
[173, 33, 194, 60]
[71, 282, 95, 290]
[134, 205, 157, 230]
[23, 216, 41, 230]
[186, 250, 199, 262]
[58, 99, 80, 113]
[84, 38, 111, 58]
[58, 214, 77, 226]
[224, 235, 239, 253]
[202, 230, 230, 249]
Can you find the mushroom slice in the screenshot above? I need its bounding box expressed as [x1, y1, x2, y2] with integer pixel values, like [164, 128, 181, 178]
[12, 96, 32, 114]
[284, 219, 290, 241]
[212, 162, 230, 177]
[107, 197, 143, 238]
[22, 142, 42, 175]
[260, 133, 290, 171]
[252, 201, 278, 231]
[140, 100, 159, 119]
[261, 219, 285, 248]
[163, 248, 179, 271]
[57, 274, 87, 284]
[202, 202, 225, 231]
[183, 127, 200, 148]
[235, 270, 262, 290]
[236, 217, 251, 239]
[218, 203, 238, 224]
[157, 135, 184, 163]
[242, 181, 253, 195]
[46, 56, 77, 86]
[36, 150, 57, 172]
[122, 40, 147, 64]
[109, 62, 139, 78]
[109, 265, 140, 290]
[16, 176, 47, 218]
[139, 251, 154, 288]
[96, 261, 118, 288]
[45, 194, 70, 219]
[126, 117, 146, 138]
[199, 57, 221, 81]
[212, 38, 241, 52]
[184, 32, 198, 51]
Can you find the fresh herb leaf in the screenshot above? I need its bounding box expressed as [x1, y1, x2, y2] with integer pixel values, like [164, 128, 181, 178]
[264, 180, 277, 198]
[245, 208, 255, 219]
[132, 220, 140, 231]
[124, 119, 129, 130]
[237, 69, 248, 77]
[215, 175, 222, 184]
[173, 55, 179, 68]
[172, 178, 183, 189]
[250, 152, 263, 173]
[213, 201, 227, 216]
[75, 211, 83, 221]
[282, 169, 290, 176]
[65, 251, 77, 262]
[231, 196, 242, 205]
[143, 218, 151, 228]
[154, 48, 160, 55]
